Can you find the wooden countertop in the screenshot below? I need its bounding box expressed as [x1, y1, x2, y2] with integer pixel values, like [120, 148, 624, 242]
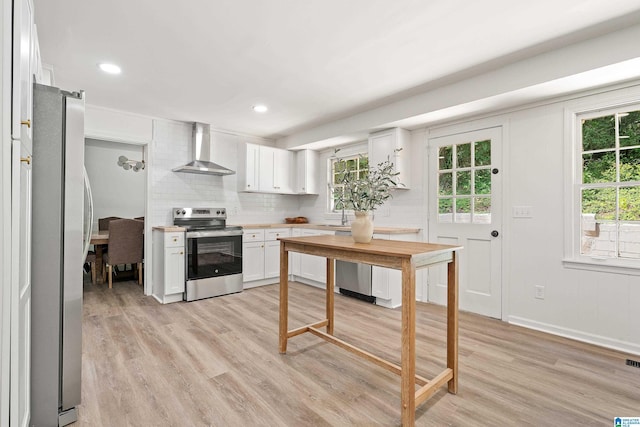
[236, 223, 420, 234]
[152, 226, 186, 232]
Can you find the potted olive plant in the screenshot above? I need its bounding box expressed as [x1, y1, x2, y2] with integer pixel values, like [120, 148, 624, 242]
[333, 154, 400, 243]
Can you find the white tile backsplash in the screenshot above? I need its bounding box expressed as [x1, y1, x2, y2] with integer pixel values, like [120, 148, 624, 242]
[149, 119, 300, 226]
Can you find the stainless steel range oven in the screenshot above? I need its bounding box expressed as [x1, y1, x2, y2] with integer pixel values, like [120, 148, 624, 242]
[173, 207, 243, 301]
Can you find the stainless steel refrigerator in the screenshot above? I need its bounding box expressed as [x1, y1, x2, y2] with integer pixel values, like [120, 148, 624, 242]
[31, 83, 91, 426]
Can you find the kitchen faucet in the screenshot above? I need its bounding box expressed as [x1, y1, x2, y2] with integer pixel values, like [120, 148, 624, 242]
[341, 208, 348, 226]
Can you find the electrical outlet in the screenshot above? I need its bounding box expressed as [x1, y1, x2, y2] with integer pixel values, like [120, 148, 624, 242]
[535, 285, 545, 299]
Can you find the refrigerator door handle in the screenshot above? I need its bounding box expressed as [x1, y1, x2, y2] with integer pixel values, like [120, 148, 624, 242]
[82, 166, 93, 262]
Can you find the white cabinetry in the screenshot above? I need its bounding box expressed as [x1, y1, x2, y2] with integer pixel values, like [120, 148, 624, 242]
[84, 105, 153, 144]
[152, 229, 185, 303]
[259, 146, 294, 193]
[371, 232, 420, 308]
[237, 143, 259, 191]
[294, 229, 335, 287]
[239, 143, 301, 194]
[243, 228, 290, 287]
[12, 0, 34, 144]
[368, 128, 411, 189]
[295, 149, 319, 194]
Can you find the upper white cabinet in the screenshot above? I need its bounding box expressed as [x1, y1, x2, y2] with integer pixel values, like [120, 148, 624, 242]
[84, 105, 153, 144]
[12, 0, 34, 145]
[259, 146, 294, 193]
[239, 143, 300, 194]
[237, 143, 259, 191]
[368, 128, 411, 189]
[295, 149, 319, 194]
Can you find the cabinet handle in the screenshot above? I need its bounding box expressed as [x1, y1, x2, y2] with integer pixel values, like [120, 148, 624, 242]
[20, 156, 31, 165]
[21, 119, 31, 128]
[247, 184, 251, 188]
[179, 251, 184, 255]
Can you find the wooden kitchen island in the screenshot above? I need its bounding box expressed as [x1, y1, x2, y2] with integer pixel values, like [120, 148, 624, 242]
[278, 235, 462, 426]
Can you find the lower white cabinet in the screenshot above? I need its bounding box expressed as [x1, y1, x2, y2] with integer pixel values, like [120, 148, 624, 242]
[152, 228, 185, 304]
[293, 229, 335, 287]
[243, 228, 290, 287]
[371, 232, 420, 308]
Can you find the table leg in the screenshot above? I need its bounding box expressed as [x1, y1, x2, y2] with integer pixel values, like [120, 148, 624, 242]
[401, 259, 416, 426]
[95, 245, 104, 284]
[279, 243, 289, 354]
[447, 251, 459, 393]
[326, 258, 334, 335]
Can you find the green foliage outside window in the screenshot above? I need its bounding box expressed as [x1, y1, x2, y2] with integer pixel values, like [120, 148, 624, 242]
[581, 110, 640, 221]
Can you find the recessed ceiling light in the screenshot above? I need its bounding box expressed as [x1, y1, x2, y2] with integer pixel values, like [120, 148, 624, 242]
[252, 104, 268, 113]
[98, 63, 121, 74]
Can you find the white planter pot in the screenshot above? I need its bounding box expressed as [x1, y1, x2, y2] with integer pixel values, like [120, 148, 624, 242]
[351, 211, 373, 243]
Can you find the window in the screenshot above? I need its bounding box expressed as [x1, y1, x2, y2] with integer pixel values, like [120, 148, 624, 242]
[328, 154, 368, 212]
[437, 139, 492, 224]
[578, 106, 640, 261]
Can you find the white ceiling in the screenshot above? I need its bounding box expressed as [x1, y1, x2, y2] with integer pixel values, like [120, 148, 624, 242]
[34, 0, 640, 142]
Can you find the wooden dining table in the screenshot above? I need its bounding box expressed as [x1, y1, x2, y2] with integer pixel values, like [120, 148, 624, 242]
[90, 231, 109, 283]
[277, 234, 462, 426]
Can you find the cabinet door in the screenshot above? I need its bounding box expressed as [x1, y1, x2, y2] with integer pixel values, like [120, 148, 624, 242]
[12, 0, 34, 144]
[264, 240, 281, 279]
[273, 149, 294, 193]
[298, 230, 334, 283]
[243, 242, 265, 281]
[296, 150, 319, 194]
[10, 140, 32, 427]
[371, 266, 389, 299]
[241, 143, 259, 191]
[165, 247, 185, 294]
[368, 128, 410, 189]
[258, 146, 275, 192]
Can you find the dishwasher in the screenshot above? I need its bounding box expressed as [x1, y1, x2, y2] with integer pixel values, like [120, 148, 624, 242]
[335, 231, 375, 303]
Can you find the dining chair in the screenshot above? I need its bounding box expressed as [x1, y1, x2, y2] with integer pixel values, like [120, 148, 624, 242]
[98, 216, 121, 231]
[84, 251, 97, 284]
[102, 219, 144, 288]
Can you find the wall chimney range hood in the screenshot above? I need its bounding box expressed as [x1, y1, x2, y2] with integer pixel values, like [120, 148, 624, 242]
[172, 122, 235, 175]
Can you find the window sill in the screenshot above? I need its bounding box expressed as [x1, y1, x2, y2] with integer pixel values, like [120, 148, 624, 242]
[562, 258, 640, 276]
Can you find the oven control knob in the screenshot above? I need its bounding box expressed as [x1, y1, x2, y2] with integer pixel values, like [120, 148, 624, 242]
[216, 210, 221, 215]
[175, 209, 181, 216]
[221, 209, 225, 215]
[181, 210, 186, 214]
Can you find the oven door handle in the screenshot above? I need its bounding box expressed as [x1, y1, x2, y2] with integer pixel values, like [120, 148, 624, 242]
[186, 230, 244, 239]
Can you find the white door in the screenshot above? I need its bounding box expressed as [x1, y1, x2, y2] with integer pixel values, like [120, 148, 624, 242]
[11, 140, 32, 427]
[427, 127, 503, 319]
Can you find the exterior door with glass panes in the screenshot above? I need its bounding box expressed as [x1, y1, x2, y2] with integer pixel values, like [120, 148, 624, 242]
[428, 127, 502, 319]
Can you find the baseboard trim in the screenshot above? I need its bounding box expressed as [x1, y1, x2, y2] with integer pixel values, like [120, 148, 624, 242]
[508, 315, 640, 356]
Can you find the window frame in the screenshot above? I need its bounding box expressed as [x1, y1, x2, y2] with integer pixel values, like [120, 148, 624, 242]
[327, 152, 369, 213]
[564, 97, 640, 275]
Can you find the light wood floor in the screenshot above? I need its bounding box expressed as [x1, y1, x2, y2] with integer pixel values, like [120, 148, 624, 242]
[80, 279, 640, 426]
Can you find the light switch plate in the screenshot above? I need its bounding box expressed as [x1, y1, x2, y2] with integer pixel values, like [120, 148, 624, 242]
[513, 205, 533, 218]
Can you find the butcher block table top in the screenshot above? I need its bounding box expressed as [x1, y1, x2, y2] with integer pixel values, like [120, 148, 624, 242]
[277, 235, 462, 426]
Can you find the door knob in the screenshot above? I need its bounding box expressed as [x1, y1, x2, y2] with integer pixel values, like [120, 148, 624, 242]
[491, 230, 499, 237]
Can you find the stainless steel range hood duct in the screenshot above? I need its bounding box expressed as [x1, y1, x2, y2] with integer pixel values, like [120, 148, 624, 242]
[172, 122, 235, 175]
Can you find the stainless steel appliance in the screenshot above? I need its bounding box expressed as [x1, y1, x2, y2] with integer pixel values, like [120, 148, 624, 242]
[31, 83, 89, 426]
[173, 208, 243, 301]
[172, 123, 236, 175]
[335, 230, 375, 303]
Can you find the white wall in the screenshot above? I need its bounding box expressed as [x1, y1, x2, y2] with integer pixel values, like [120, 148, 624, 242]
[423, 82, 640, 355]
[84, 138, 146, 228]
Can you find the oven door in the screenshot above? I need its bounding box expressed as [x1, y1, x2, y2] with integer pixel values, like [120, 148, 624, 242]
[186, 231, 242, 280]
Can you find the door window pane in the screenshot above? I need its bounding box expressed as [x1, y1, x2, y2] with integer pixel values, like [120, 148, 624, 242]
[475, 169, 491, 194]
[455, 198, 471, 223]
[456, 171, 471, 195]
[474, 140, 491, 166]
[456, 143, 471, 168]
[438, 198, 453, 223]
[439, 146, 453, 170]
[439, 172, 453, 196]
[474, 197, 491, 224]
